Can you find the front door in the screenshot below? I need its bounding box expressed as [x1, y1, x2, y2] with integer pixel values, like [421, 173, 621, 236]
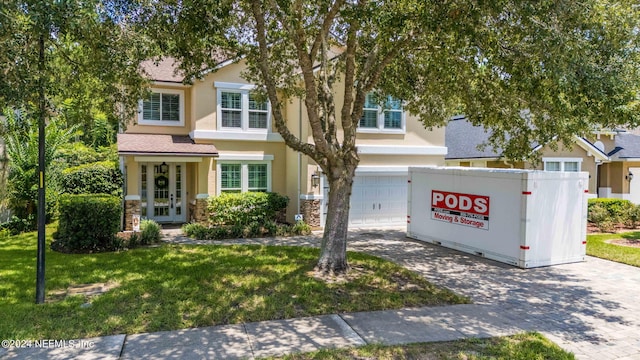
[140, 162, 186, 223]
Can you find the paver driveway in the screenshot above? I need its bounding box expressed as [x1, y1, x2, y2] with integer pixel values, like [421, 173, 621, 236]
[347, 229, 640, 360]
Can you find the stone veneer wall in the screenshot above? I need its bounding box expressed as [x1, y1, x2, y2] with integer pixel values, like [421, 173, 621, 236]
[300, 199, 321, 227]
[124, 199, 141, 231]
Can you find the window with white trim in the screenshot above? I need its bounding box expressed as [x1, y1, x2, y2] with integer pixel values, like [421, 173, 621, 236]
[138, 89, 184, 126]
[358, 93, 405, 133]
[218, 161, 271, 193]
[216, 82, 271, 131]
[543, 158, 582, 172]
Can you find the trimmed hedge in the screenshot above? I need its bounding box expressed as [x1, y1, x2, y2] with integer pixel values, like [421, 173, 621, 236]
[587, 198, 633, 218]
[52, 194, 122, 253]
[208, 192, 289, 226]
[182, 220, 311, 240]
[61, 161, 122, 196]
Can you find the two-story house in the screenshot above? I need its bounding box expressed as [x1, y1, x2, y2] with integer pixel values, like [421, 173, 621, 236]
[117, 58, 447, 230]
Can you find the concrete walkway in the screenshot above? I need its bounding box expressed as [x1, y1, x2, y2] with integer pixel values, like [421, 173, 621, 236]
[3, 228, 640, 359]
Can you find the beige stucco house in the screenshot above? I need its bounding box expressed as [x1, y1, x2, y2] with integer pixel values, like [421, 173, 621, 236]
[443, 116, 610, 198]
[117, 58, 447, 230]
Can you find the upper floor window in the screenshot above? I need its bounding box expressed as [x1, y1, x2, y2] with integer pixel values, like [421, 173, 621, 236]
[358, 93, 405, 133]
[216, 82, 271, 132]
[138, 89, 185, 126]
[543, 158, 581, 172]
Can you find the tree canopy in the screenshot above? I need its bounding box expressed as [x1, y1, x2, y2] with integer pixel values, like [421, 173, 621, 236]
[142, 0, 639, 273]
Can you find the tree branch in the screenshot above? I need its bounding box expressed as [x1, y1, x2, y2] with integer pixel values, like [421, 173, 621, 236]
[249, 0, 317, 157]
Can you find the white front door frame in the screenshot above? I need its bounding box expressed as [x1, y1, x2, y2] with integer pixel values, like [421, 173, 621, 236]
[140, 162, 187, 223]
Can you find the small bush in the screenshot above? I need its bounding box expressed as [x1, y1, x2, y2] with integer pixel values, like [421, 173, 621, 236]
[61, 161, 123, 196]
[208, 192, 289, 226]
[0, 215, 36, 235]
[182, 222, 208, 238]
[291, 220, 312, 235]
[588, 198, 633, 220]
[52, 194, 121, 253]
[140, 219, 162, 245]
[588, 203, 616, 232]
[622, 203, 640, 228]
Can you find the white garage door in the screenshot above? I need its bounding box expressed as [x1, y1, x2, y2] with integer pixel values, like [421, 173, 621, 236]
[322, 174, 408, 227]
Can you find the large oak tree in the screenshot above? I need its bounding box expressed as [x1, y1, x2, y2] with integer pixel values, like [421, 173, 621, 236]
[144, 0, 639, 274]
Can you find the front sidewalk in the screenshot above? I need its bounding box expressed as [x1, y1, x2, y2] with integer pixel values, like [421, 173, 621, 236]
[1, 304, 526, 359]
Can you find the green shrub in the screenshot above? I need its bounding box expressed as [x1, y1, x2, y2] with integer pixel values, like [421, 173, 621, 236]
[588, 203, 616, 232]
[622, 203, 640, 228]
[291, 220, 312, 235]
[61, 161, 123, 196]
[140, 219, 162, 244]
[52, 194, 122, 253]
[182, 222, 208, 238]
[0, 215, 36, 235]
[208, 192, 289, 226]
[588, 198, 633, 219]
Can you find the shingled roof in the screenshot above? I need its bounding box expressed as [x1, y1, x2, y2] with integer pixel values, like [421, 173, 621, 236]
[117, 134, 218, 156]
[607, 133, 640, 159]
[445, 116, 505, 160]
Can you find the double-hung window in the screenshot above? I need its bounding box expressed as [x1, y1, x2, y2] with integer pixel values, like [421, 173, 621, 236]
[543, 158, 582, 172]
[138, 89, 184, 126]
[218, 161, 271, 193]
[216, 82, 270, 131]
[358, 93, 405, 133]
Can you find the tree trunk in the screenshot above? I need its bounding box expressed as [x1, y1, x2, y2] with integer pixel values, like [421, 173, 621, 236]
[316, 170, 355, 275]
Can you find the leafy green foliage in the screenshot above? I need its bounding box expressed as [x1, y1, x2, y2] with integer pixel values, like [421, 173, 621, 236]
[140, 219, 162, 245]
[52, 194, 122, 253]
[208, 192, 289, 226]
[588, 198, 633, 219]
[588, 203, 616, 233]
[57, 143, 118, 168]
[0, 111, 75, 224]
[182, 220, 311, 240]
[61, 161, 123, 197]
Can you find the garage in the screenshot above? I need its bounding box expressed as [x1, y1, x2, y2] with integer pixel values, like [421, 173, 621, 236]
[322, 173, 408, 227]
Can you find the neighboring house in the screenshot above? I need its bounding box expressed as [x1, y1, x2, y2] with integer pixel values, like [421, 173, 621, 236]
[593, 130, 640, 203]
[444, 116, 610, 197]
[117, 58, 447, 230]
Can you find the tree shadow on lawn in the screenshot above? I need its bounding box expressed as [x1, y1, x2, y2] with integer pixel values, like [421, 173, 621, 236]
[0, 241, 460, 340]
[345, 228, 638, 346]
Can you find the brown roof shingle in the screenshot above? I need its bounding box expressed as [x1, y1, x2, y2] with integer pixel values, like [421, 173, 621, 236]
[117, 134, 218, 156]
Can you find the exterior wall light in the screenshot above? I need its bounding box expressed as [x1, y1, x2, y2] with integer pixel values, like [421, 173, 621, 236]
[627, 172, 634, 182]
[159, 162, 168, 173]
[311, 171, 321, 188]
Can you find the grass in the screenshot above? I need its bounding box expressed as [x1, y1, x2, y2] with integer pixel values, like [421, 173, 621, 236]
[0, 227, 468, 339]
[587, 231, 640, 267]
[270, 332, 574, 360]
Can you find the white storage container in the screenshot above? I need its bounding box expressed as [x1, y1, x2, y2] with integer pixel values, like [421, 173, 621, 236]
[407, 167, 588, 268]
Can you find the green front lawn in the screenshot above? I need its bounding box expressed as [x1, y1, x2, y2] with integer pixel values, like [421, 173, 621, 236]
[587, 232, 640, 267]
[0, 228, 468, 339]
[271, 332, 574, 360]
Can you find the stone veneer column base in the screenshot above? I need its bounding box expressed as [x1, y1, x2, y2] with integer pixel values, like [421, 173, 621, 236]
[300, 199, 321, 227]
[124, 199, 141, 231]
[193, 198, 208, 224]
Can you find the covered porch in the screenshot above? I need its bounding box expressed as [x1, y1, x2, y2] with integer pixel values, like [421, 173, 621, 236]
[117, 133, 218, 230]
